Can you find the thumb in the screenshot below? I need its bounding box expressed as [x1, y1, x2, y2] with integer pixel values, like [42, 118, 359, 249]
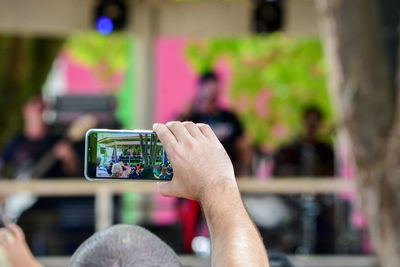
[157, 182, 174, 197]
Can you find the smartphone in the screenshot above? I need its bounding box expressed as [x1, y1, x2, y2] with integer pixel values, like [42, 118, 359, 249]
[85, 129, 173, 181]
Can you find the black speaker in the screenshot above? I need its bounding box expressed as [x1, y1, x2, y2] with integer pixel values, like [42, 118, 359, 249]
[253, 0, 284, 33]
[93, 0, 128, 34]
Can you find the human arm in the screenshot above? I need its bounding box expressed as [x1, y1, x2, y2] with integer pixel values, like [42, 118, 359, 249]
[230, 113, 253, 176]
[234, 135, 253, 176]
[153, 121, 269, 267]
[119, 162, 131, 177]
[53, 141, 80, 176]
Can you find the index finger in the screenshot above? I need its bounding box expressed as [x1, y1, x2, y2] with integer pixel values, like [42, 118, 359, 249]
[153, 123, 178, 155]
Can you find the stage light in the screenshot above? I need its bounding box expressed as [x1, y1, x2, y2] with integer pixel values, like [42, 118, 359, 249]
[94, 0, 127, 35]
[96, 16, 114, 35]
[253, 0, 284, 33]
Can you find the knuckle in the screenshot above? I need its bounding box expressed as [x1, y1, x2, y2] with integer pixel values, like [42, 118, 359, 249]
[196, 123, 206, 129]
[184, 139, 196, 149]
[154, 126, 164, 135]
[168, 121, 180, 127]
[156, 129, 166, 137]
[198, 123, 210, 130]
[153, 124, 161, 132]
[185, 121, 195, 126]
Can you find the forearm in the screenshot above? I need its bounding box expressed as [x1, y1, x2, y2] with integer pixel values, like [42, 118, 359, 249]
[60, 159, 80, 176]
[200, 180, 269, 267]
[153, 122, 269, 266]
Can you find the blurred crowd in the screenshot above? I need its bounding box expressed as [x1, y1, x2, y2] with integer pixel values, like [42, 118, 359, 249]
[97, 161, 173, 180]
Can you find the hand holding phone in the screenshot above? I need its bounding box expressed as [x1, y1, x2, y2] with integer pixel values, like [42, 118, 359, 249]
[153, 122, 237, 201]
[85, 130, 173, 181]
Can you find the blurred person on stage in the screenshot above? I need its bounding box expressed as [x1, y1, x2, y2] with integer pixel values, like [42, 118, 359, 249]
[272, 106, 335, 254]
[179, 72, 252, 176]
[273, 106, 334, 177]
[0, 96, 93, 256]
[0, 97, 81, 179]
[177, 72, 253, 253]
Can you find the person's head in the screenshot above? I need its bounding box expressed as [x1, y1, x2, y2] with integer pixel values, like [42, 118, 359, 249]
[70, 224, 180, 267]
[111, 163, 123, 177]
[22, 96, 45, 121]
[303, 106, 323, 141]
[22, 96, 47, 138]
[195, 72, 220, 113]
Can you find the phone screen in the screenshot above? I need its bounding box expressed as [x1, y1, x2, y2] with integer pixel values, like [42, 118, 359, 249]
[85, 130, 173, 181]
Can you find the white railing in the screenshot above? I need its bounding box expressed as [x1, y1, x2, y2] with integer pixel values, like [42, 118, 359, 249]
[0, 178, 356, 231]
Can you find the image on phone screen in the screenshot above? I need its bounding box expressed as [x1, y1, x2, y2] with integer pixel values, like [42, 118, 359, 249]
[85, 130, 173, 181]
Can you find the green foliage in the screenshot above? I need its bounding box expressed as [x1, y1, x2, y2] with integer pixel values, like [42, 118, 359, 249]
[0, 36, 63, 148]
[64, 32, 128, 72]
[185, 34, 334, 150]
[63, 32, 135, 129]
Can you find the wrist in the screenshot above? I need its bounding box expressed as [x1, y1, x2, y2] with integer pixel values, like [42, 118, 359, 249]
[199, 177, 241, 211]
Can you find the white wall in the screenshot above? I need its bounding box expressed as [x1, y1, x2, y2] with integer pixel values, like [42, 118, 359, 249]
[0, 0, 94, 36]
[285, 0, 319, 36]
[156, 0, 252, 37]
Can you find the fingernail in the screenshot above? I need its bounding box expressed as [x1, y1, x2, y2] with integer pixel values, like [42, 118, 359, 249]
[153, 123, 159, 129]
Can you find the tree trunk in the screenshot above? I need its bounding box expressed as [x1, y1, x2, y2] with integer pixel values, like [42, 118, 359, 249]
[315, 0, 400, 266]
[150, 134, 157, 166]
[144, 134, 149, 165]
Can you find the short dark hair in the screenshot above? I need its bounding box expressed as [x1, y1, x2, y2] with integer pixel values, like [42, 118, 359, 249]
[70, 225, 181, 267]
[199, 71, 218, 85]
[303, 106, 323, 120]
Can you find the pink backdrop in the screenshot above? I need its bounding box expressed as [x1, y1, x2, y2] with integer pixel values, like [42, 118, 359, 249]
[154, 37, 232, 123]
[61, 52, 124, 95]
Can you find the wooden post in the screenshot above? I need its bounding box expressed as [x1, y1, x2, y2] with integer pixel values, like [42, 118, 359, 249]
[95, 188, 113, 232]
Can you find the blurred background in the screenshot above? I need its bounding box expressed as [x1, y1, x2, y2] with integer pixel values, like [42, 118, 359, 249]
[0, 0, 399, 266]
